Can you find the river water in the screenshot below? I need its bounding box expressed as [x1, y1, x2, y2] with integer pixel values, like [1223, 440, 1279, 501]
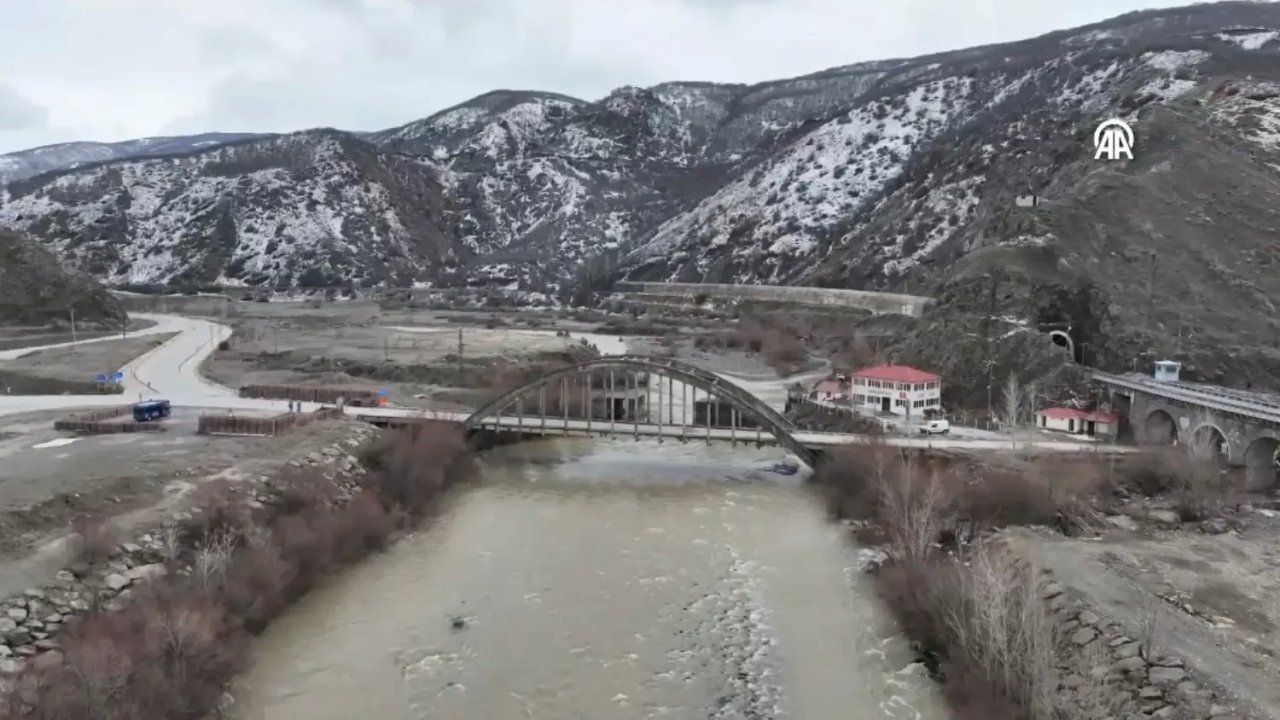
[231, 439, 945, 720]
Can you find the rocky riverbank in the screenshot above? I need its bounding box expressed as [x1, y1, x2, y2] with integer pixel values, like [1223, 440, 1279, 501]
[0, 419, 474, 719]
[0, 422, 377, 681]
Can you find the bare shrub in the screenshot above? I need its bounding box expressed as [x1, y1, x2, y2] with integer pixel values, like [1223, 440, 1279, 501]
[183, 478, 254, 544]
[362, 423, 473, 518]
[812, 441, 903, 520]
[333, 492, 395, 558]
[881, 463, 953, 563]
[70, 515, 118, 565]
[274, 466, 340, 515]
[193, 530, 239, 595]
[1138, 595, 1163, 660]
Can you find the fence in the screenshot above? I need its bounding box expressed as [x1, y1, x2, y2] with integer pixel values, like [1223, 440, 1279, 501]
[53, 406, 165, 435]
[239, 384, 381, 406]
[197, 407, 344, 436]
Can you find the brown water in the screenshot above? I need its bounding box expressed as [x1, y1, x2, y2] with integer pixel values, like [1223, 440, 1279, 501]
[231, 439, 945, 720]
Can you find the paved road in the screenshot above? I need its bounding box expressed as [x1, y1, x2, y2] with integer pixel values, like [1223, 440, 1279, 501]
[0, 314, 187, 361]
[0, 314, 1132, 457]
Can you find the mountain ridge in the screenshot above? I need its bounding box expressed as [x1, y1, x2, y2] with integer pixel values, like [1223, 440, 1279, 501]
[2, 1, 1280, 388]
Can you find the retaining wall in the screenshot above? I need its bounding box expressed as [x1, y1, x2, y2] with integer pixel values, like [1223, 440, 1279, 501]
[615, 281, 933, 317]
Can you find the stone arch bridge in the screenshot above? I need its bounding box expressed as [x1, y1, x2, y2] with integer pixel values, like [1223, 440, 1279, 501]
[1094, 371, 1280, 490]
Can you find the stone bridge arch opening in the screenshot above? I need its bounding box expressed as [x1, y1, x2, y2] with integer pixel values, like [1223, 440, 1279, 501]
[1190, 424, 1229, 463]
[1244, 435, 1279, 492]
[1143, 409, 1179, 446]
[462, 355, 819, 468]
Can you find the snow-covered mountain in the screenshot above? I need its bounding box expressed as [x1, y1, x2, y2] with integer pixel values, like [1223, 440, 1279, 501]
[1, 2, 1279, 331]
[0, 133, 268, 187]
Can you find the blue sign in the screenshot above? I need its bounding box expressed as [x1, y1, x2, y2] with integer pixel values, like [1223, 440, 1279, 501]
[95, 374, 107, 383]
[111, 371, 125, 382]
[377, 388, 389, 396]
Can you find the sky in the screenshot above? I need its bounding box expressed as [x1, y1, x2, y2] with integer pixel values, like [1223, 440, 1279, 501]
[0, 0, 1194, 154]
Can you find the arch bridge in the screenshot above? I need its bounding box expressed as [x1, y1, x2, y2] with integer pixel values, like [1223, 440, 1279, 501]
[1095, 371, 1280, 491]
[463, 355, 819, 468]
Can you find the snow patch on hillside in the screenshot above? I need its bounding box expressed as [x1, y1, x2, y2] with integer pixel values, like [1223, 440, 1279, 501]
[1213, 30, 1279, 50]
[631, 76, 975, 278]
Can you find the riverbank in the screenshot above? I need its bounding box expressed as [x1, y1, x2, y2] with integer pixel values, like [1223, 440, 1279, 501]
[0, 420, 474, 719]
[816, 443, 1275, 719]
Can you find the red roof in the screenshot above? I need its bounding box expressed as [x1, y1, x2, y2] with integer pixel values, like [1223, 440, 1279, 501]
[851, 364, 941, 383]
[812, 378, 849, 393]
[1039, 407, 1090, 420]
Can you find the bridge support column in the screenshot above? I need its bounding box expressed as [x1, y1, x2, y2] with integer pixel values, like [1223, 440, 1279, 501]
[657, 371, 663, 443]
[609, 370, 616, 435]
[668, 376, 674, 425]
[561, 377, 568, 437]
[630, 372, 639, 439]
[682, 381, 688, 442]
[539, 385, 546, 436]
[730, 407, 737, 446]
[517, 396, 523, 434]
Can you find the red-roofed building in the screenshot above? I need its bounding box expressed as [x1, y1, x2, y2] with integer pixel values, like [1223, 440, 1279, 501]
[1037, 407, 1119, 437]
[849, 364, 942, 417]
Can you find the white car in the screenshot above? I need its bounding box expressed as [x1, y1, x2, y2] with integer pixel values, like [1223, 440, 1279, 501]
[919, 419, 950, 435]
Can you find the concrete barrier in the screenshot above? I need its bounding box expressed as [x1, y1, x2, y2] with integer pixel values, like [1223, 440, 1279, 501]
[614, 281, 932, 317]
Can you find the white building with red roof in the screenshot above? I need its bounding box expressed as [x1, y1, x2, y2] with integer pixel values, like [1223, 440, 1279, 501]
[1036, 407, 1119, 437]
[849, 364, 942, 417]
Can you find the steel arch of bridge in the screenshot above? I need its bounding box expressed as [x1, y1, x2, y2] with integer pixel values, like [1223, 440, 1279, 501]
[463, 354, 818, 468]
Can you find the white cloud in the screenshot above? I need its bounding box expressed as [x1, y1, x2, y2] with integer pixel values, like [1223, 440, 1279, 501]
[0, 0, 1186, 152]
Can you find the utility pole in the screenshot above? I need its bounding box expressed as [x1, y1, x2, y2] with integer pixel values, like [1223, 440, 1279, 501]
[457, 328, 464, 378]
[1147, 251, 1157, 318]
[69, 307, 77, 351]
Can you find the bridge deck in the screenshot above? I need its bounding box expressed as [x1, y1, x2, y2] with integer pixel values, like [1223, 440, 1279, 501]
[355, 412, 1132, 455]
[1093, 371, 1280, 426]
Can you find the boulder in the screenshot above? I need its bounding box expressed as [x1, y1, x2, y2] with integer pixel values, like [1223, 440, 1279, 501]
[5, 608, 27, 622]
[1113, 656, 1147, 673]
[103, 573, 130, 591]
[1114, 641, 1142, 659]
[1147, 510, 1181, 526]
[1071, 627, 1098, 646]
[1200, 518, 1229, 535]
[1148, 666, 1186, 685]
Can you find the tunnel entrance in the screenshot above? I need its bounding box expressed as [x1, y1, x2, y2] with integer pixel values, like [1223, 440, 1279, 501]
[1143, 409, 1178, 446]
[1244, 436, 1279, 492]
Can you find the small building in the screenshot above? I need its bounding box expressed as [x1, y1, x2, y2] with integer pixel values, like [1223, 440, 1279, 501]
[1037, 407, 1119, 437]
[810, 375, 850, 400]
[1084, 411, 1120, 438]
[1153, 360, 1181, 383]
[1015, 194, 1041, 208]
[1037, 407, 1089, 434]
[849, 364, 942, 417]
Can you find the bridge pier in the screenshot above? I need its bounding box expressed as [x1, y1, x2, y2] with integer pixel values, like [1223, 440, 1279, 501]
[1124, 388, 1278, 491]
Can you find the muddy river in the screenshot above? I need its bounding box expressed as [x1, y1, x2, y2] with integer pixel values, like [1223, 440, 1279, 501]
[231, 439, 945, 720]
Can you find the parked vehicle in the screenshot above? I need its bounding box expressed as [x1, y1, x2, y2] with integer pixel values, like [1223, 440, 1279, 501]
[919, 419, 950, 435]
[132, 399, 171, 422]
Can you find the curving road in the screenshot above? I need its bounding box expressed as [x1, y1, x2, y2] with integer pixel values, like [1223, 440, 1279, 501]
[0, 314, 1132, 456]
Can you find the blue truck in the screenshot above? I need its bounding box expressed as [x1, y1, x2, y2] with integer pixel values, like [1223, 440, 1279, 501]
[132, 399, 171, 422]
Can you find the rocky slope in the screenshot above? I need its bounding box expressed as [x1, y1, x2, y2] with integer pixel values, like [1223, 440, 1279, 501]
[0, 228, 125, 327]
[1, 2, 1279, 387]
[0, 132, 267, 186]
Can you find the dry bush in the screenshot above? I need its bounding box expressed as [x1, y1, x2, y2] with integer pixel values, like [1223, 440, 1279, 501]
[182, 478, 254, 544]
[220, 543, 292, 632]
[881, 463, 954, 563]
[274, 466, 340, 515]
[812, 441, 904, 520]
[333, 492, 396, 558]
[70, 515, 118, 565]
[362, 423, 474, 518]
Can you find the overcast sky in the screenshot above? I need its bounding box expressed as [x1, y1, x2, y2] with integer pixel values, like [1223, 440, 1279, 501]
[0, 0, 1192, 154]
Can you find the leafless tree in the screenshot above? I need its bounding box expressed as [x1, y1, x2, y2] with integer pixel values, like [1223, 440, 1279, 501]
[1000, 372, 1024, 431]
